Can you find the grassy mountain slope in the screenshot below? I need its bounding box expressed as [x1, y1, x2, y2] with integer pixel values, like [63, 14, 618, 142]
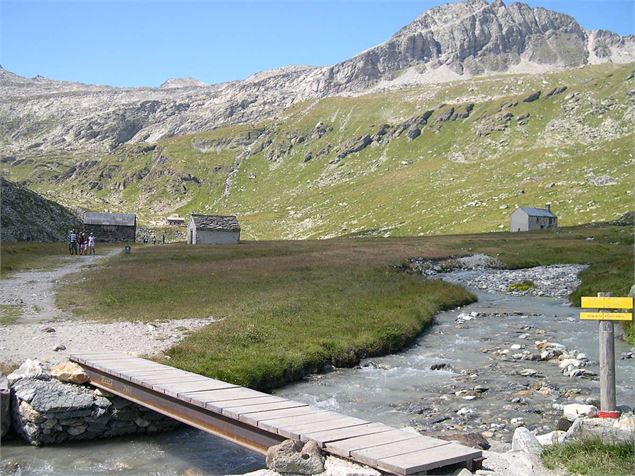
[3, 63, 633, 240]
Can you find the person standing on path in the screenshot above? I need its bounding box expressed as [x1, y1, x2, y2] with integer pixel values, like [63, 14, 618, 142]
[88, 233, 96, 255]
[78, 232, 86, 255]
[69, 230, 78, 255]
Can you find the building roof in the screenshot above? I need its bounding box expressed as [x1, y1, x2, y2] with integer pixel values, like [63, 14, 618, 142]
[517, 207, 557, 218]
[84, 212, 137, 226]
[191, 214, 240, 232]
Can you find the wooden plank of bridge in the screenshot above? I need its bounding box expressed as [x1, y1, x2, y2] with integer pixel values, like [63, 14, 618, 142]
[325, 429, 421, 458]
[223, 401, 309, 420]
[300, 422, 393, 445]
[70, 352, 482, 475]
[258, 411, 339, 433]
[153, 380, 238, 398]
[376, 443, 483, 475]
[351, 435, 450, 466]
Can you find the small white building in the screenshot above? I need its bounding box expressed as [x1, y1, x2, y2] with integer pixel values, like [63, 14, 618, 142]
[187, 214, 240, 244]
[510, 205, 557, 232]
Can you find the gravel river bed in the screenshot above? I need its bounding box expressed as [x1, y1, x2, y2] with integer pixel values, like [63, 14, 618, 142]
[2, 266, 634, 475]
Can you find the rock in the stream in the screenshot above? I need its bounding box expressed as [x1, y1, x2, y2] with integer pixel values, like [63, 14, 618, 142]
[437, 432, 490, 450]
[511, 427, 544, 455]
[7, 359, 49, 385]
[266, 439, 325, 475]
[556, 417, 572, 431]
[1, 373, 10, 438]
[50, 362, 90, 385]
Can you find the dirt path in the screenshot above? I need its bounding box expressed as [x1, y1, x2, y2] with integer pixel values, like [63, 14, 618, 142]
[0, 250, 119, 323]
[0, 249, 217, 366]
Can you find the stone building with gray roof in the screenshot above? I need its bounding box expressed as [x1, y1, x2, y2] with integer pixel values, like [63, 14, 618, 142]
[83, 212, 137, 242]
[187, 214, 240, 244]
[510, 205, 557, 232]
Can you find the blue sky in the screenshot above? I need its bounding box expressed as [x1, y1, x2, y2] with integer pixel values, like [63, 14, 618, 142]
[1, 0, 633, 87]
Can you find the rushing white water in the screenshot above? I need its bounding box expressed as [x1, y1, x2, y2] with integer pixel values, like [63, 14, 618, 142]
[2, 269, 633, 475]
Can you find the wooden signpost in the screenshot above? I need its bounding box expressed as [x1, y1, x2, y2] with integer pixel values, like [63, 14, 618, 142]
[579, 292, 633, 419]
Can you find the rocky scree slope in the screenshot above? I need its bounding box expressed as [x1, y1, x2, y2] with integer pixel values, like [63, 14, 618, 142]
[0, 177, 81, 241]
[1, 0, 633, 153]
[5, 62, 634, 239]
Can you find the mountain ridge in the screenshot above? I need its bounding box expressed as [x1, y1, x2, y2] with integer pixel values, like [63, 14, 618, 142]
[1, 0, 633, 154]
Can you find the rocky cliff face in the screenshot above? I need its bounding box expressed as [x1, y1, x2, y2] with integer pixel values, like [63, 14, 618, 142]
[0, 0, 633, 154]
[0, 178, 81, 241]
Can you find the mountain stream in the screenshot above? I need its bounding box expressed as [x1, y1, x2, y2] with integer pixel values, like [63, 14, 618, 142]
[2, 267, 633, 475]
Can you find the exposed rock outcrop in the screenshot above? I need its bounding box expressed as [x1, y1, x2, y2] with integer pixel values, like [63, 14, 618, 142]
[0, 178, 81, 242]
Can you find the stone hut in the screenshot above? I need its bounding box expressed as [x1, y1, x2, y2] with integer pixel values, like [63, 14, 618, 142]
[83, 212, 137, 242]
[510, 205, 557, 232]
[166, 215, 185, 226]
[187, 214, 240, 244]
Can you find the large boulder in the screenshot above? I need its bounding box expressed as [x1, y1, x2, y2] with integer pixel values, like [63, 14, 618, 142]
[50, 362, 89, 385]
[266, 439, 325, 475]
[1, 373, 10, 438]
[511, 427, 544, 455]
[565, 414, 635, 443]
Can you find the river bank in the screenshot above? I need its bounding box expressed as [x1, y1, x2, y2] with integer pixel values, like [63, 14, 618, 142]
[2, 262, 632, 475]
[276, 265, 634, 445]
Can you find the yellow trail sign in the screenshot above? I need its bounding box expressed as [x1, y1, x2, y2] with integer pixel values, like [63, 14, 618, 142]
[579, 296, 633, 321]
[580, 296, 633, 310]
[580, 312, 633, 321]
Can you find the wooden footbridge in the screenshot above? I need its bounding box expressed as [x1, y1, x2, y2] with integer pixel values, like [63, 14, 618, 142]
[70, 352, 482, 475]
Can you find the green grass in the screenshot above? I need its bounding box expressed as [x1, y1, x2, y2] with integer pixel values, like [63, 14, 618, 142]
[507, 280, 535, 292]
[542, 439, 634, 476]
[0, 242, 69, 278]
[0, 304, 24, 325]
[55, 223, 633, 389]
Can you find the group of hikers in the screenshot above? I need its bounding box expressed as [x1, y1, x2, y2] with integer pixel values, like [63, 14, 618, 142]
[67, 230, 96, 255]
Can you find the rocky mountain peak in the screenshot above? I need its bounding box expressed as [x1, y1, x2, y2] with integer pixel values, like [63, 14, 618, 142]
[1, 0, 633, 153]
[159, 77, 208, 89]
